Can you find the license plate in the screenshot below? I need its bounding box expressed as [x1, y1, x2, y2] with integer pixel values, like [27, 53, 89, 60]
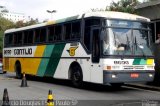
[131, 73, 139, 78]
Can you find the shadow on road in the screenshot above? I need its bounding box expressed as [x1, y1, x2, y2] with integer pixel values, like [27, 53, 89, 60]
[24, 75, 132, 92]
[0, 73, 135, 92]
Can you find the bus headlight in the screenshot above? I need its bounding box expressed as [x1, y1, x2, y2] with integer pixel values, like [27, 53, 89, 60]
[149, 74, 153, 78]
[111, 74, 117, 78]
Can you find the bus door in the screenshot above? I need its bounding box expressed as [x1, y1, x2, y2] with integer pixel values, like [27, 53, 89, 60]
[90, 27, 102, 83]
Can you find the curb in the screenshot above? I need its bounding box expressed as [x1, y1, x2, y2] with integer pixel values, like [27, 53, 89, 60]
[125, 83, 160, 91]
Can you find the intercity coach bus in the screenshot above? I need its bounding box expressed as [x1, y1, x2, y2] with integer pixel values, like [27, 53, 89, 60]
[3, 11, 155, 87]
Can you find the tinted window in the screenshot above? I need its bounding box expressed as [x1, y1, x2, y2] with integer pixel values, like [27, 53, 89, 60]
[54, 25, 62, 41]
[71, 21, 81, 39]
[35, 28, 40, 43]
[14, 32, 22, 45]
[40, 28, 46, 42]
[48, 26, 54, 42]
[5, 33, 13, 47]
[84, 18, 100, 51]
[35, 27, 46, 43]
[64, 23, 71, 40]
[24, 30, 34, 44]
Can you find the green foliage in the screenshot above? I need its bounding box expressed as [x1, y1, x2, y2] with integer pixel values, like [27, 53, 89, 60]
[143, 0, 157, 2]
[0, 17, 15, 31]
[0, 16, 15, 53]
[0, 31, 3, 53]
[15, 18, 39, 28]
[106, 0, 140, 14]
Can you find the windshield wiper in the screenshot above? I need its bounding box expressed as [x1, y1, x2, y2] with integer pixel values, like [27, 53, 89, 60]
[121, 34, 131, 60]
[113, 32, 117, 46]
[134, 36, 147, 59]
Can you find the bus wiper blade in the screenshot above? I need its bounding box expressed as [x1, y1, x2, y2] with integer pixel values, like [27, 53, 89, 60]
[121, 34, 131, 60]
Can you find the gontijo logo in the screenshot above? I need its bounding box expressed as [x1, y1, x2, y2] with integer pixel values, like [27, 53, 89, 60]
[67, 47, 78, 56]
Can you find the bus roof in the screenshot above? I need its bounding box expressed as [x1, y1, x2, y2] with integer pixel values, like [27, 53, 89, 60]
[5, 11, 150, 34]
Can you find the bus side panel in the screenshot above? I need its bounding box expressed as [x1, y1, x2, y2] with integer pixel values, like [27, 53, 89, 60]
[3, 58, 15, 72]
[3, 45, 46, 75]
[6, 58, 42, 75]
[3, 58, 8, 72]
[20, 58, 42, 75]
[53, 43, 91, 82]
[21, 45, 45, 75]
[90, 59, 103, 84]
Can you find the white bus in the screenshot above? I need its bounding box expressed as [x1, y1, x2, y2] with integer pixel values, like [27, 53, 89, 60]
[3, 11, 154, 87]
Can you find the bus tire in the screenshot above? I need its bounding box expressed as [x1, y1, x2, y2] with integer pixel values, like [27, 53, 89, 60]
[15, 62, 22, 79]
[71, 65, 83, 88]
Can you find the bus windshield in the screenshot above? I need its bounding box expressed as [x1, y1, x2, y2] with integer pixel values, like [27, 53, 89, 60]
[103, 20, 153, 56]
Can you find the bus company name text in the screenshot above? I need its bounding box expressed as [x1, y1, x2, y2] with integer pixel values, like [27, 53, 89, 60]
[114, 61, 129, 65]
[14, 48, 32, 55]
[4, 48, 32, 56]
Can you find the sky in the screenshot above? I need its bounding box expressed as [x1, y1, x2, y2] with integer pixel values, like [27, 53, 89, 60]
[0, 0, 143, 22]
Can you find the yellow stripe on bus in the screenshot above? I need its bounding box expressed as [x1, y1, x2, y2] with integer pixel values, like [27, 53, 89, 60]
[147, 59, 154, 65]
[29, 45, 46, 75]
[4, 46, 46, 75]
[46, 21, 55, 25]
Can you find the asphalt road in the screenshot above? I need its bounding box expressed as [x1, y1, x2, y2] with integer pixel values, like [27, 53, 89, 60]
[0, 73, 160, 106]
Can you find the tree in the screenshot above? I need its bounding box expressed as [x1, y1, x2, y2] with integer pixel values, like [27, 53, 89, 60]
[106, 0, 140, 14]
[25, 18, 39, 26]
[143, 0, 157, 2]
[0, 16, 15, 53]
[15, 18, 39, 28]
[0, 17, 15, 31]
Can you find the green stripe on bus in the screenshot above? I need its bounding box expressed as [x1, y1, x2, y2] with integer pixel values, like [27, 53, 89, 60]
[37, 45, 54, 76]
[44, 43, 66, 77]
[133, 59, 141, 65]
[56, 15, 79, 24]
[139, 59, 146, 65]
[133, 59, 146, 65]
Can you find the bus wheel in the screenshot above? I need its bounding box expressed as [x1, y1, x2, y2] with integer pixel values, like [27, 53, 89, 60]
[111, 83, 124, 88]
[71, 65, 83, 88]
[15, 62, 22, 79]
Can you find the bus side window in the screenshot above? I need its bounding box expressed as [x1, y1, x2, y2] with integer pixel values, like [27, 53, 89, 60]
[40, 28, 46, 42]
[13, 33, 17, 45]
[5, 33, 13, 47]
[84, 18, 100, 51]
[14, 32, 22, 45]
[84, 27, 91, 50]
[28, 30, 34, 44]
[35, 27, 46, 43]
[24, 30, 28, 44]
[4, 34, 9, 47]
[35, 28, 40, 43]
[48, 26, 54, 42]
[64, 23, 71, 40]
[24, 30, 34, 45]
[71, 21, 80, 39]
[17, 32, 23, 45]
[55, 25, 62, 41]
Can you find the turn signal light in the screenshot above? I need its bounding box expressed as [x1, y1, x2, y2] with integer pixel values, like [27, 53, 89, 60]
[107, 66, 112, 70]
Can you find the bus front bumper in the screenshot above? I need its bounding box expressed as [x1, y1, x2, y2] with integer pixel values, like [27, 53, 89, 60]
[103, 71, 155, 84]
